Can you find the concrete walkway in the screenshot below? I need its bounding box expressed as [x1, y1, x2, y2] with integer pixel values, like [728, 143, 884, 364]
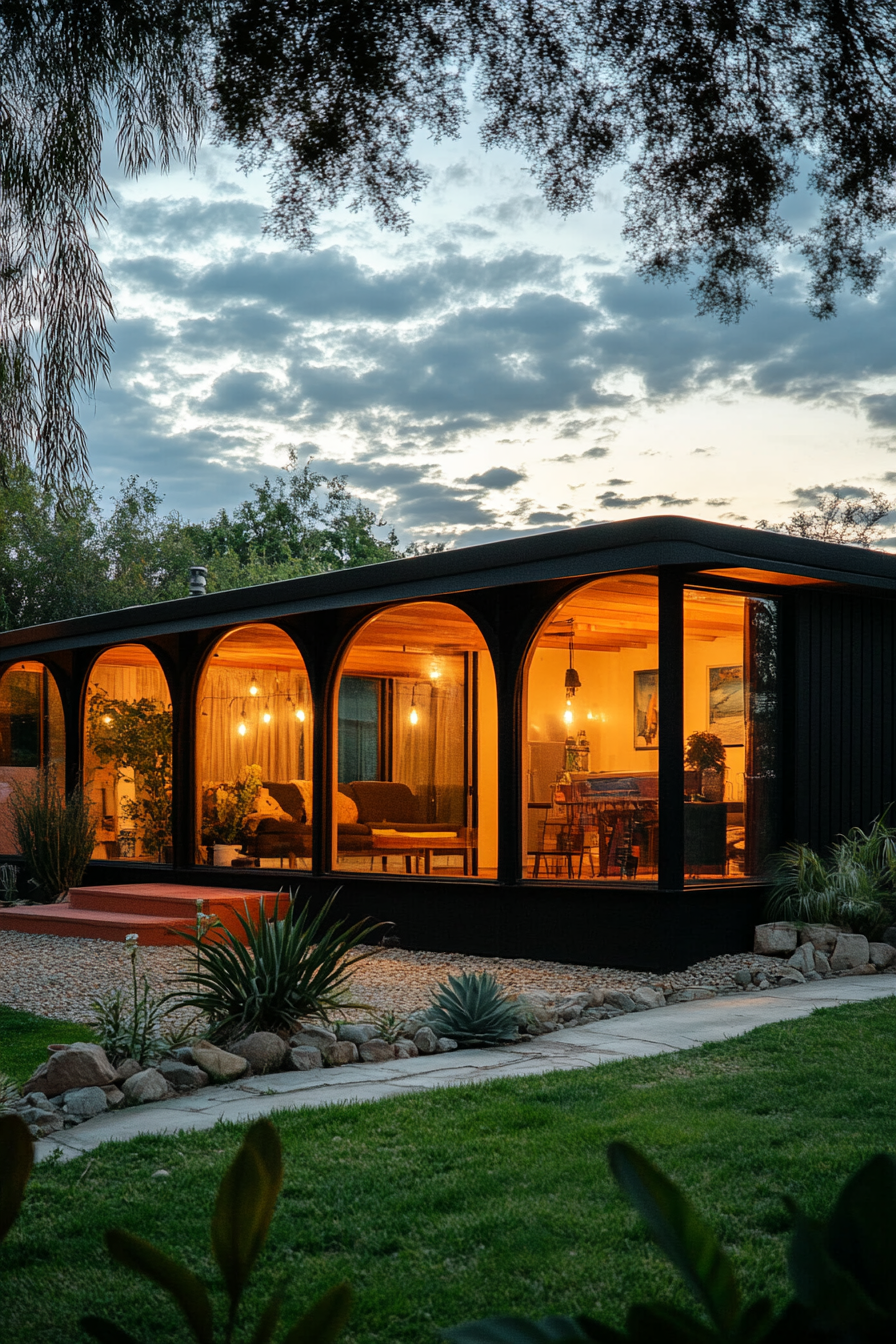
[35, 976, 896, 1162]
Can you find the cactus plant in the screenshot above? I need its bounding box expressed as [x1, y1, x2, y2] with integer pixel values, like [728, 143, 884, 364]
[423, 972, 520, 1047]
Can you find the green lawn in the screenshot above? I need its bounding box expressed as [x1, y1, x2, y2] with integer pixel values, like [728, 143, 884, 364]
[1, 997, 894, 1344]
[0, 1005, 94, 1086]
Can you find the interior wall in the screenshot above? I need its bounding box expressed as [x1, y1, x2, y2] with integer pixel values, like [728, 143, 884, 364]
[477, 654, 498, 868]
[684, 632, 745, 800]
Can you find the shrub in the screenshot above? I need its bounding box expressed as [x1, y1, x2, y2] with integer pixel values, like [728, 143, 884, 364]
[766, 812, 896, 938]
[9, 767, 95, 901]
[89, 933, 198, 1066]
[0, 1072, 19, 1113]
[447, 1142, 896, 1344]
[423, 972, 521, 1047]
[170, 890, 382, 1043]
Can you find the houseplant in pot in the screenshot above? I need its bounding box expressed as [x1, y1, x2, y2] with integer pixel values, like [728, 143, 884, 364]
[684, 731, 726, 801]
[208, 764, 263, 864]
[87, 692, 173, 860]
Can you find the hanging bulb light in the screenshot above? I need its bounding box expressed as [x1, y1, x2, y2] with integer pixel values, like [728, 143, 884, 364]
[428, 658, 441, 680]
[564, 627, 581, 701]
[237, 707, 248, 737]
[409, 684, 419, 726]
[297, 707, 306, 722]
[262, 701, 272, 724]
[249, 671, 259, 696]
[563, 708, 573, 725]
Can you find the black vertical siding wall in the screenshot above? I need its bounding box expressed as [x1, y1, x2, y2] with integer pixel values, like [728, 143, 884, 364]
[790, 591, 896, 849]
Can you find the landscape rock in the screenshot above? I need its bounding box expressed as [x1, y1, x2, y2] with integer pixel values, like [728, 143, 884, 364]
[881, 925, 896, 950]
[321, 1040, 358, 1066]
[413, 1026, 439, 1055]
[286, 1046, 323, 1071]
[733, 968, 752, 986]
[19, 1091, 53, 1112]
[170, 1046, 195, 1065]
[754, 923, 798, 956]
[603, 989, 636, 1011]
[555, 999, 585, 1021]
[102, 1085, 126, 1108]
[773, 967, 805, 984]
[62, 1086, 108, 1120]
[358, 1039, 395, 1063]
[114, 1058, 144, 1081]
[19, 1106, 63, 1134]
[290, 1026, 338, 1050]
[587, 989, 606, 1007]
[632, 986, 665, 1009]
[436, 1036, 458, 1052]
[158, 1059, 208, 1091]
[814, 950, 832, 975]
[869, 941, 896, 969]
[787, 943, 816, 975]
[667, 986, 717, 1003]
[122, 1068, 169, 1105]
[394, 1040, 419, 1059]
[337, 1023, 380, 1045]
[39, 1043, 117, 1098]
[830, 933, 870, 972]
[230, 1032, 289, 1075]
[192, 1041, 249, 1082]
[798, 924, 842, 954]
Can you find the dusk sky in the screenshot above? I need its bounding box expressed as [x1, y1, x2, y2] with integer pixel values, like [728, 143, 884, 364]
[89, 104, 896, 549]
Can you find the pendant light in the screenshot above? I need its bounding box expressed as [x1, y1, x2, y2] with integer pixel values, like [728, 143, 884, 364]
[409, 684, 419, 726]
[564, 629, 581, 702]
[249, 671, 259, 696]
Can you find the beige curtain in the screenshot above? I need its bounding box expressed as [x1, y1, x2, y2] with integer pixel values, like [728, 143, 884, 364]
[197, 667, 310, 784]
[394, 677, 465, 823]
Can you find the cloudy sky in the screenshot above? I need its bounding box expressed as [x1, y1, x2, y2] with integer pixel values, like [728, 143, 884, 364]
[89, 106, 896, 549]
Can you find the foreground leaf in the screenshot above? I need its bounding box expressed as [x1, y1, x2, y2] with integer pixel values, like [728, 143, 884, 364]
[104, 1229, 214, 1344]
[211, 1119, 283, 1309]
[282, 1281, 353, 1344]
[0, 1112, 33, 1245]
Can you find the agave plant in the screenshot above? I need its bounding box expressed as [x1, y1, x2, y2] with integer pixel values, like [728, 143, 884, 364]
[424, 972, 521, 1047]
[170, 889, 382, 1043]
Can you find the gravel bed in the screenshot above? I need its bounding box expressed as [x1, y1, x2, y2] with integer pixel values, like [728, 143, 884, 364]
[0, 929, 789, 1026]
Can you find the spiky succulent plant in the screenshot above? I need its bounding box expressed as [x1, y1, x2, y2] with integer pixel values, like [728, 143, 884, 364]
[424, 972, 521, 1046]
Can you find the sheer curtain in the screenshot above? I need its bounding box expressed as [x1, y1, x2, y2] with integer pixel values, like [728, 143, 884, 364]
[394, 677, 465, 824]
[197, 667, 310, 784]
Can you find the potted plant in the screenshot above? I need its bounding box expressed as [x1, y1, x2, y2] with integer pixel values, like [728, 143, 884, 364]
[208, 764, 263, 865]
[684, 731, 726, 801]
[87, 693, 173, 860]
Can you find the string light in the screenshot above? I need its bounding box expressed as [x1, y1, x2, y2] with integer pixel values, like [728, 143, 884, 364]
[409, 684, 419, 725]
[563, 708, 573, 725]
[297, 708, 305, 722]
[262, 702, 272, 724]
[249, 671, 259, 696]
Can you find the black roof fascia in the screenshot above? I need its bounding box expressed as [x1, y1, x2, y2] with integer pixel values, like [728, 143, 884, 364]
[2, 514, 895, 661]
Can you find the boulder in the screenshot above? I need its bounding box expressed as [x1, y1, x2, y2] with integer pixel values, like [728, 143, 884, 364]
[192, 1040, 249, 1083]
[632, 986, 665, 1009]
[102, 1085, 126, 1108]
[321, 1041, 359, 1066]
[604, 989, 636, 1011]
[733, 968, 752, 986]
[773, 967, 805, 984]
[114, 1058, 144, 1082]
[122, 1068, 169, 1105]
[63, 1086, 108, 1120]
[787, 943, 816, 975]
[798, 924, 842, 954]
[358, 1039, 395, 1063]
[869, 941, 896, 969]
[290, 1026, 338, 1050]
[413, 1026, 439, 1055]
[587, 989, 606, 1008]
[158, 1059, 208, 1091]
[667, 986, 717, 1003]
[436, 1036, 458, 1052]
[337, 1023, 380, 1045]
[814, 950, 832, 975]
[286, 1046, 323, 1071]
[555, 999, 584, 1021]
[230, 1032, 289, 1075]
[394, 1040, 419, 1059]
[18, 1106, 63, 1134]
[830, 933, 870, 972]
[169, 1046, 196, 1065]
[40, 1043, 117, 1098]
[754, 923, 798, 956]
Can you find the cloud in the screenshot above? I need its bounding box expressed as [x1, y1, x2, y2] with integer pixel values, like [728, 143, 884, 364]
[466, 466, 525, 489]
[527, 510, 569, 523]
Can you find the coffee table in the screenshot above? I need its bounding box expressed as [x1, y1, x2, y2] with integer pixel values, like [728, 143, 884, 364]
[371, 833, 477, 876]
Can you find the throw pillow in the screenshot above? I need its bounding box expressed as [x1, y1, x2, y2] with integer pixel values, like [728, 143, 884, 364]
[290, 779, 314, 824]
[334, 791, 359, 825]
[251, 788, 293, 822]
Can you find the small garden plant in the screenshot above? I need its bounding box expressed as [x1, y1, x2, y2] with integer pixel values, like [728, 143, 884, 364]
[424, 972, 521, 1046]
[90, 933, 198, 1066]
[766, 812, 896, 937]
[8, 766, 95, 901]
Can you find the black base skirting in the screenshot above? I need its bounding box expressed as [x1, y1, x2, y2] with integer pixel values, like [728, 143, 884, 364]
[79, 862, 769, 970]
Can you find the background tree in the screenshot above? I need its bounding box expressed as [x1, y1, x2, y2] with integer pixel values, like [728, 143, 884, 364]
[6, 3, 896, 487]
[756, 489, 895, 548]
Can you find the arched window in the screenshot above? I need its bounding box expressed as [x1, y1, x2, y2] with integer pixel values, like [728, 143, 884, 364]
[334, 602, 497, 878]
[524, 575, 659, 883]
[196, 625, 311, 869]
[0, 661, 65, 855]
[85, 645, 172, 863]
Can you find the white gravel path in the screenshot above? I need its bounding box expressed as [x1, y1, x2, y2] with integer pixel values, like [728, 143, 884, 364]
[0, 928, 791, 1025]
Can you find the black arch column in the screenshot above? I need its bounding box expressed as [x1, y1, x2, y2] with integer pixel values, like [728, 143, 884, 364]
[657, 568, 685, 889]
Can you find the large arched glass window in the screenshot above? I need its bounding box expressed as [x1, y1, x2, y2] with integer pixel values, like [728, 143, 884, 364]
[524, 575, 659, 883]
[334, 602, 497, 878]
[0, 661, 65, 855]
[85, 645, 172, 863]
[196, 625, 311, 869]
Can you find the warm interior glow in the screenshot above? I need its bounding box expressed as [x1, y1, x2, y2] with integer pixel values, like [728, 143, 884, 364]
[409, 706, 419, 725]
[563, 708, 573, 724]
[297, 708, 305, 721]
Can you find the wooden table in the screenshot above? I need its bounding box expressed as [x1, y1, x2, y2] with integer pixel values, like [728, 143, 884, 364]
[371, 834, 477, 875]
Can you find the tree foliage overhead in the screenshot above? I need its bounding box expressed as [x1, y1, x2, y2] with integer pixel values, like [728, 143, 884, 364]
[6, 2, 896, 485]
[756, 488, 895, 547]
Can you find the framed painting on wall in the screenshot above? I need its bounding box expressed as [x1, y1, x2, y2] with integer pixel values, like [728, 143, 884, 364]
[634, 669, 659, 750]
[708, 664, 744, 745]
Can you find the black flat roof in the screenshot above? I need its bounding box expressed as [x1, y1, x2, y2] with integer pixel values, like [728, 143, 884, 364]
[2, 513, 895, 659]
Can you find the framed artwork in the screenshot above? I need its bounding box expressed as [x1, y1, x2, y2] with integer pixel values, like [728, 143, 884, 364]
[634, 669, 659, 750]
[708, 664, 744, 745]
